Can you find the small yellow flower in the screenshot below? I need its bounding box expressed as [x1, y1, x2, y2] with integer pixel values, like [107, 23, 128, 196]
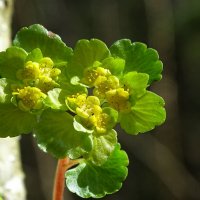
[82, 67, 111, 86]
[39, 57, 54, 68]
[14, 86, 46, 111]
[50, 68, 61, 78]
[15, 57, 61, 95]
[76, 95, 101, 119]
[106, 88, 131, 112]
[95, 112, 110, 134]
[93, 75, 120, 98]
[67, 93, 112, 133]
[37, 76, 59, 93]
[16, 61, 40, 81]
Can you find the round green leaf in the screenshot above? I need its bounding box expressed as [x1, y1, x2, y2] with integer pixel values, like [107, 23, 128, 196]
[44, 81, 87, 111]
[110, 39, 163, 84]
[101, 57, 125, 76]
[73, 116, 94, 134]
[87, 129, 118, 165]
[0, 103, 37, 137]
[13, 24, 73, 64]
[25, 48, 43, 62]
[44, 88, 67, 110]
[0, 46, 27, 80]
[66, 144, 129, 198]
[120, 91, 166, 135]
[67, 39, 110, 80]
[34, 109, 92, 158]
[122, 72, 149, 102]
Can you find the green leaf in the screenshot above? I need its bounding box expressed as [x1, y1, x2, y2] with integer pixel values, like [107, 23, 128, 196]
[66, 144, 129, 198]
[67, 39, 110, 80]
[13, 24, 73, 64]
[0, 46, 27, 80]
[0, 103, 37, 137]
[110, 39, 163, 84]
[34, 109, 92, 158]
[44, 81, 87, 111]
[44, 88, 67, 110]
[120, 91, 166, 135]
[62, 83, 87, 111]
[61, 81, 87, 97]
[87, 129, 117, 165]
[25, 48, 43, 62]
[101, 57, 125, 76]
[73, 116, 94, 134]
[0, 78, 12, 103]
[122, 72, 149, 102]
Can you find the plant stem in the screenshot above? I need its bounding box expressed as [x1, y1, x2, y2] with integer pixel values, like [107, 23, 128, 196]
[53, 157, 78, 200]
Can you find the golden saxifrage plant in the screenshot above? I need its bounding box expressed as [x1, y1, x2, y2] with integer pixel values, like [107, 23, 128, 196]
[0, 25, 166, 199]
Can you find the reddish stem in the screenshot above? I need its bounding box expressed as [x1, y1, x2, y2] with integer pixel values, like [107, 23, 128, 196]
[53, 158, 78, 200]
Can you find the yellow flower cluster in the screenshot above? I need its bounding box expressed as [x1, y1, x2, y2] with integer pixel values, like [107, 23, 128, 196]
[82, 66, 111, 87]
[106, 88, 131, 112]
[82, 66, 131, 113]
[13, 86, 46, 112]
[16, 58, 61, 93]
[67, 93, 110, 134]
[13, 57, 61, 111]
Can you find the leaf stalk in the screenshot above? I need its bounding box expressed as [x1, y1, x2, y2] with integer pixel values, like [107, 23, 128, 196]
[53, 157, 79, 200]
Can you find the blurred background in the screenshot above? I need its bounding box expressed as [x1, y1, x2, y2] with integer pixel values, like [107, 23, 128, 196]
[11, 0, 200, 199]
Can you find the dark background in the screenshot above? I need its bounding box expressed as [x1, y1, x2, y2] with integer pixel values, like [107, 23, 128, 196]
[12, 0, 200, 199]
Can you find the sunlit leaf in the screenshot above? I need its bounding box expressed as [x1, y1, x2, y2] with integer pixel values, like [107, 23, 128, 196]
[87, 129, 117, 165]
[120, 91, 166, 134]
[34, 109, 92, 158]
[110, 39, 163, 84]
[0, 103, 37, 137]
[66, 144, 129, 198]
[13, 24, 73, 64]
[0, 46, 27, 79]
[67, 39, 110, 80]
